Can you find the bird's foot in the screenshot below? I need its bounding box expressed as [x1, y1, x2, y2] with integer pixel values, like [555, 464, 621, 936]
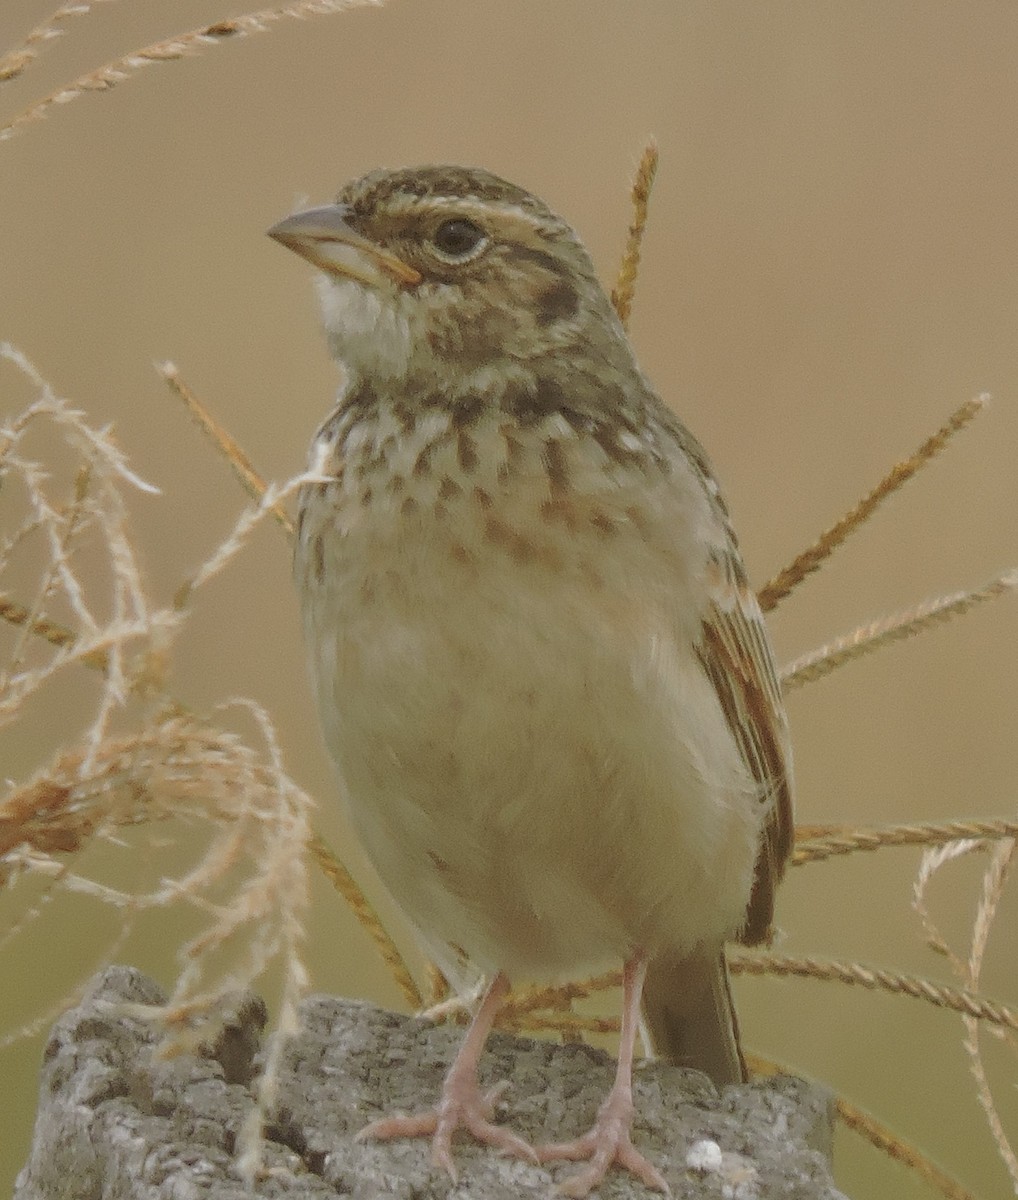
[538, 1086, 669, 1197]
[358, 1078, 538, 1182]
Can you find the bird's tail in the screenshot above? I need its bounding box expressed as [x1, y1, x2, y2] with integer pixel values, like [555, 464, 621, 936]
[640, 946, 746, 1087]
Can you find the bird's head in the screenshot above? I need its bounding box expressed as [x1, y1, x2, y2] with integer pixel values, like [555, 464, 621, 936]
[269, 165, 630, 394]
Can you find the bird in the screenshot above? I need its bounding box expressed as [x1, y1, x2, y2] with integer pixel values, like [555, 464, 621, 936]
[268, 164, 794, 1196]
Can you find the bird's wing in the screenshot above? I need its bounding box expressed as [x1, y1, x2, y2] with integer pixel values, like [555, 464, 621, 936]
[677, 426, 794, 944]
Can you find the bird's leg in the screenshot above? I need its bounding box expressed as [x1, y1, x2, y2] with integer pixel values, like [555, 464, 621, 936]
[538, 953, 669, 1197]
[358, 970, 537, 1180]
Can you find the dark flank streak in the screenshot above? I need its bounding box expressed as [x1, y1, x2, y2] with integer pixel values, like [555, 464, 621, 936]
[496, 426, 526, 484]
[452, 394, 485, 428]
[589, 509, 618, 536]
[457, 431, 479, 474]
[500, 377, 568, 426]
[540, 497, 578, 530]
[413, 443, 433, 477]
[541, 439, 569, 493]
[391, 399, 417, 433]
[342, 381, 380, 426]
[593, 424, 637, 467]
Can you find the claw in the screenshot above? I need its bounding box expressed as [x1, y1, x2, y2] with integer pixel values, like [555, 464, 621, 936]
[539, 955, 669, 1196]
[356, 973, 538, 1180]
[539, 1107, 668, 1197]
[358, 1085, 537, 1182]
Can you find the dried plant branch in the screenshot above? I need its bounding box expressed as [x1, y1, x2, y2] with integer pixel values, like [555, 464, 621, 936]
[965, 840, 1018, 1185]
[963, 839, 1018, 1186]
[792, 819, 1018, 866]
[0, 594, 109, 670]
[152, 365, 430, 1012]
[611, 139, 659, 329]
[0, 1, 120, 85]
[781, 570, 1018, 690]
[746, 1052, 978, 1200]
[914, 836, 1018, 1187]
[0, 343, 169, 728]
[423, 960, 451, 1008]
[2, 708, 316, 1180]
[0, 0, 387, 143]
[171, 458, 324, 610]
[2, 465, 91, 687]
[1, 344, 160, 497]
[836, 1094, 980, 1200]
[509, 969, 623, 1016]
[159, 362, 294, 536]
[421, 969, 627, 1036]
[1, 349, 422, 1017]
[308, 833, 422, 1010]
[913, 839, 984, 968]
[729, 951, 1018, 1031]
[757, 394, 988, 613]
[501, 1011, 621, 1037]
[0, 352, 322, 1167]
[967, 838, 1015, 986]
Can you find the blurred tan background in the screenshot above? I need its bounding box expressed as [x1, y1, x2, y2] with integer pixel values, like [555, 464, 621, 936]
[1, 2, 1016, 1196]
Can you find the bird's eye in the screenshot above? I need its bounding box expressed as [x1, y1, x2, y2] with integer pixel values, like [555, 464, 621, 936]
[431, 218, 487, 261]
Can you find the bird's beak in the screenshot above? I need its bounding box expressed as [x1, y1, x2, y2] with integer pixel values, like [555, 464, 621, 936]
[267, 204, 422, 288]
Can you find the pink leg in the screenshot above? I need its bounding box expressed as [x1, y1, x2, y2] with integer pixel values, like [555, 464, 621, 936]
[538, 954, 669, 1197]
[357, 971, 537, 1181]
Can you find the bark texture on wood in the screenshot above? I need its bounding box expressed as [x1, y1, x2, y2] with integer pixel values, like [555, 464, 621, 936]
[15, 966, 847, 1198]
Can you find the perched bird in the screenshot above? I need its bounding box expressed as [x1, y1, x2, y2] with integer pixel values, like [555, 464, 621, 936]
[269, 165, 793, 1196]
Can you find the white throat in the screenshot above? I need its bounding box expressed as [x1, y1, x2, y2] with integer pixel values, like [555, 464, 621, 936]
[315, 274, 414, 383]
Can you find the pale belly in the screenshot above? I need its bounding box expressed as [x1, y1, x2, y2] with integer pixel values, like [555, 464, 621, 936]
[298, 513, 762, 983]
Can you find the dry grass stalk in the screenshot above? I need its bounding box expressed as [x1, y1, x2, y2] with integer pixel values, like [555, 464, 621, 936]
[309, 832, 422, 1009]
[509, 968, 624, 1016]
[729, 951, 1018, 1031]
[611, 139, 659, 329]
[746, 1053, 978, 1200]
[3, 711, 311, 998]
[423, 959, 451, 1008]
[914, 837, 1018, 1187]
[757, 394, 988, 613]
[171, 449, 325, 610]
[159, 362, 294, 536]
[0, 593, 109, 668]
[507, 1012, 621, 1037]
[155, 363, 435, 1004]
[0, 0, 387, 143]
[491, 969, 627, 1037]
[835, 1094, 980, 1200]
[0, 1, 120, 85]
[0, 346, 327, 1180]
[0, 343, 169, 756]
[781, 569, 1018, 691]
[792, 818, 1018, 866]
[1, 354, 428, 1018]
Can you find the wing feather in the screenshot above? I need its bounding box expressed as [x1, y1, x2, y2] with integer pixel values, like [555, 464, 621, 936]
[675, 426, 794, 945]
